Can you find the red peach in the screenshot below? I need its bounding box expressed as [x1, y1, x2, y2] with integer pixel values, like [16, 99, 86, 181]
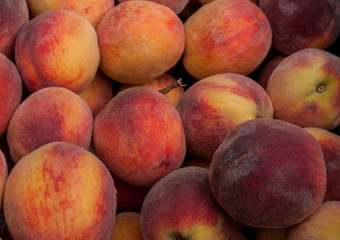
[183, 0, 272, 79]
[3, 141, 117, 240]
[141, 166, 233, 239]
[259, 0, 340, 55]
[97, 1, 185, 84]
[15, 9, 100, 93]
[0, 0, 29, 58]
[209, 118, 327, 228]
[176, 73, 273, 159]
[0, 53, 22, 138]
[117, 0, 190, 14]
[305, 127, 340, 201]
[93, 87, 186, 187]
[7, 87, 93, 163]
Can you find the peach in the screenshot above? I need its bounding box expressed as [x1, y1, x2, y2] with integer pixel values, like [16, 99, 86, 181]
[258, 54, 286, 89]
[112, 175, 150, 212]
[259, 0, 340, 55]
[25, 0, 114, 28]
[182, 0, 272, 79]
[110, 211, 143, 240]
[117, 0, 190, 14]
[304, 127, 340, 201]
[286, 201, 340, 240]
[7, 87, 93, 163]
[78, 70, 114, 117]
[209, 118, 327, 228]
[0, 0, 29, 58]
[119, 74, 185, 106]
[266, 48, 340, 130]
[176, 73, 273, 159]
[3, 141, 117, 239]
[15, 9, 100, 93]
[93, 87, 186, 187]
[0, 149, 8, 213]
[97, 1, 185, 84]
[199, 0, 258, 5]
[0, 53, 22, 138]
[140, 166, 233, 240]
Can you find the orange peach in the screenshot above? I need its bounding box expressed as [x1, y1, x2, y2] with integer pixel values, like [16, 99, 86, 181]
[0, 53, 22, 138]
[79, 70, 114, 117]
[0, 0, 29, 58]
[176, 73, 273, 159]
[25, 0, 114, 28]
[182, 0, 272, 79]
[0, 149, 8, 213]
[110, 211, 143, 240]
[119, 74, 184, 106]
[209, 118, 327, 228]
[117, 0, 190, 14]
[304, 127, 340, 201]
[15, 9, 100, 93]
[266, 48, 340, 130]
[259, 0, 340, 55]
[97, 1, 185, 84]
[141, 166, 233, 239]
[3, 141, 117, 239]
[286, 201, 340, 240]
[93, 87, 186, 187]
[7, 87, 93, 163]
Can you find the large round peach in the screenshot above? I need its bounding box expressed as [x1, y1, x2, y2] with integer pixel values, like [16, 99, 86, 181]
[3, 141, 117, 240]
[209, 118, 327, 228]
[93, 87, 186, 187]
[25, 0, 114, 28]
[78, 70, 114, 117]
[15, 9, 100, 93]
[176, 73, 273, 159]
[266, 48, 340, 130]
[97, 1, 185, 84]
[0, 0, 29, 58]
[119, 74, 184, 107]
[259, 0, 340, 55]
[183, 0, 272, 79]
[0, 53, 22, 137]
[7, 87, 93, 163]
[304, 127, 340, 201]
[287, 201, 340, 240]
[117, 0, 189, 14]
[141, 166, 233, 240]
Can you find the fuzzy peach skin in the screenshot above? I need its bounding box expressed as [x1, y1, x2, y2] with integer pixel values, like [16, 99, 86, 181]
[266, 48, 340, 130]
[141, 166, 233, 240]
[119, 74, 184, 107]
[117, 0, 189, 14]
[176, 73, 273, 159]
[112, 174, 150, 213]
[259, 0, 340, 55]
[110, 212, 143, 240]
[15, 9, 100, 93]
[0, 149, 8, 213]
[3, 141, 117, 240]
[97, 1, 185, 84]
[79, 70, 114, 117]
[182, 0, 272, 80]
[199, 0, 258, 5]
[0, 53, 22, 138]
[209, 118, 327, 228]
[286, 201, 340, 240]
[7, 87, 93, 163]
[25, 0, 114, 28]
[0, 0, 29, 58]
[304, 127, 340, 201]
[93, 87, 186, 187]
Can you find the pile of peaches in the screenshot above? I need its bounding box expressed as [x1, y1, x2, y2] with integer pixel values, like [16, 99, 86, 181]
[0, 0, 340, 239]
